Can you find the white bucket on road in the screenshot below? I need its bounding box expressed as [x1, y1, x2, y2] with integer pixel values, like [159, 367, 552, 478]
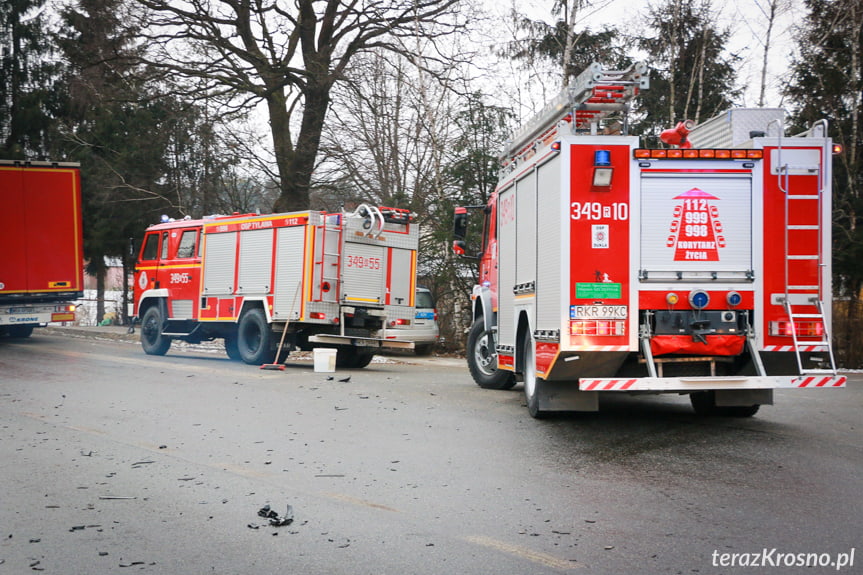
[313, 348, 337, 373]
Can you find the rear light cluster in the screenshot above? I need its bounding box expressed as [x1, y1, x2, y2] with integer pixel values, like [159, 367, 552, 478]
[389, 318, 412, 327]
[51, 304, 76, 322]
[770, 321, 825, 337]
[570, 320, 626, 336]
[634, 149, 764, 159]
[309, 312, 339, 324]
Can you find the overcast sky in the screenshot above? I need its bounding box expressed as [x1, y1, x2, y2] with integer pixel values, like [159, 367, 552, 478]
[482, 0, 803, 110]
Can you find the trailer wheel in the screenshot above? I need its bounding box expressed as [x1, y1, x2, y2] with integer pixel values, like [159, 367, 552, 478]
[523, 334, 547, 418]
[7, 325, 34, 338]
[140, 306, 172, 356]
[690, 391, 760, 417]
[224, 333, 242, 361]
[467, 319, 515, 390]
[237, 308, 274, 365]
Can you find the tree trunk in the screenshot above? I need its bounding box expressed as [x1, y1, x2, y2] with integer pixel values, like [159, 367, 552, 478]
[758, 0, 778, 107]
[270, 84, 331, 213]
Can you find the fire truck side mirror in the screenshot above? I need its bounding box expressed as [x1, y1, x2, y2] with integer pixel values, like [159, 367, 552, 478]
[453, 211, 476, 258]
[129, 237, 136, 258]
[453, 211, 468, 240]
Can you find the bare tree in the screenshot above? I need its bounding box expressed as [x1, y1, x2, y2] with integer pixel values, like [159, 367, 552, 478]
[752, 0, 790, 107]
[131, 0, 463, 212]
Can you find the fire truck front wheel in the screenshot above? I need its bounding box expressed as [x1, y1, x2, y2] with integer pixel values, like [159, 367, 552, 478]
[237, 308, 275, 365]
[467, 319, 516, 390]
[140, 306, 172, 356]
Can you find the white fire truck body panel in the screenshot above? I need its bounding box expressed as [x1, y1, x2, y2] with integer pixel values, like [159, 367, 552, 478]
[536, 153, 564, 333]
[202, 232, 236, 295]
[274, 226, 307, 319]
[639, 171, 754, 279]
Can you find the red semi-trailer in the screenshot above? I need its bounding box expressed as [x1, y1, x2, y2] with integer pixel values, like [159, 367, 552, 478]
[0, 160, 82, 337]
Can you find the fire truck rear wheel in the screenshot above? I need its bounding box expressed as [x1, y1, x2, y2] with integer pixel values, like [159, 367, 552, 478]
[224, 333, 242, 361]
[237, 308, 274, 365]
[336, 347, 374, 369]
[690, 391, 760, 417]
[140, 306, 172, 356]
[523, 334, 547, 418]
[467, 319, 516, 390]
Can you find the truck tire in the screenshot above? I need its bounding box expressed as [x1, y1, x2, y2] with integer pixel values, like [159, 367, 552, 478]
[414, 344, 434, 356]
[690, 391, 760, 417]
[140, 306, 172, 356]
[523, 334, 547, 418]
[237, 308, 274, 365]
[467, 319, 516, 390]
[7, 325, 34, 338]
[224, 333, 242, 361]
[336, 347, 375, 369]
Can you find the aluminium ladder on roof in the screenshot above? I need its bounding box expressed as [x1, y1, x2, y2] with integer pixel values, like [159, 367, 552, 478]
[500, 62, 649, 166]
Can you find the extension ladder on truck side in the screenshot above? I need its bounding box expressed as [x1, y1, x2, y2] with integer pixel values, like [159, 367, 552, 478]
[774, 119, 838, 375]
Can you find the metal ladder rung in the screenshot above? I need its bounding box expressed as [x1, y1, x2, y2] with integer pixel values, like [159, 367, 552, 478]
[787, 255, 818, 260]
[788, 313, 824, 319]
[787, 285, 819, 290]
[800, 368, 838, 375]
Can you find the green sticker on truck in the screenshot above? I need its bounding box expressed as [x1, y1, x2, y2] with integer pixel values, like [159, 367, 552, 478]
[575, 282, 621, 299]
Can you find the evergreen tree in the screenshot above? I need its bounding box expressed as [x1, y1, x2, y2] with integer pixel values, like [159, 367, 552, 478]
[634, 0, 741, 145]
[784, 0, 863, 299]
[504, 0, 628, 85]
[56, 0, 174, 322]
[0, 0, 64, 158]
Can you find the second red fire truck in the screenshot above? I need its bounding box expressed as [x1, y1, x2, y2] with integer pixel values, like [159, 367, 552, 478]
[454, 62, 846, 417]
[133, 204, 418, 367]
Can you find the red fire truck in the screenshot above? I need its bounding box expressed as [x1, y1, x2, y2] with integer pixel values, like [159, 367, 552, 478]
[132, 205, 418, 367]
[0, 160, 82, 337]
[453, 63, 846, 418]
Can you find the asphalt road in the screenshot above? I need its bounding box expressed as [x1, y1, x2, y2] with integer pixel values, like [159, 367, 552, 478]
[1, 330, 860, 574]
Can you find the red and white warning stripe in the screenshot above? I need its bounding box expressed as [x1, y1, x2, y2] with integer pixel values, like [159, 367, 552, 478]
[578, 375, 848, 391]
[791, 375, 846, 388]
[763, 345, 829, 352]
[580, 379, 637, 391]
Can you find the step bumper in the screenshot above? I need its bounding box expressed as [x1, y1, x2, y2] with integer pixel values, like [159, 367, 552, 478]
[579, 374, 847, 391]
